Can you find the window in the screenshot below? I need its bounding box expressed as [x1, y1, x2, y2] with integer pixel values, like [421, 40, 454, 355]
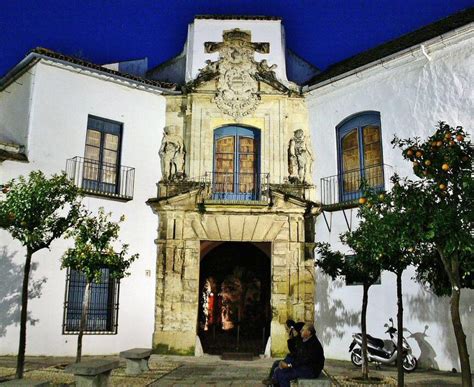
[83, 116, 122, 195]
[345, 255, 382, 286]
[337, 112, 384, 201]
[213, 126, 260, 200]
[63, 269, 119, 334]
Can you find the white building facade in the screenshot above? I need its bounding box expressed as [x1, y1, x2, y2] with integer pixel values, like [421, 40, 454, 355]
[0, 12, 472, 371]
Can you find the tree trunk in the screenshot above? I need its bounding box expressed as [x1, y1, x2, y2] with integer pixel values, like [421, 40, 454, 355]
[361, 282, 369, 380]
[76, 281, 91, 363]
[450, 281, 472, 387]
[15, 247, 33, 379]
[438, 248, 472, 387]
[396, 271, 404, 387]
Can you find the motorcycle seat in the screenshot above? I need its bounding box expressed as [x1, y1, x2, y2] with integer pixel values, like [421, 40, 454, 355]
[366, 334, 385, 349]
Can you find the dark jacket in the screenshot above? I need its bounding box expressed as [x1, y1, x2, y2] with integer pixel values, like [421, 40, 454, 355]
[291, 335, 325, 375]
[287, 334, 302, 356]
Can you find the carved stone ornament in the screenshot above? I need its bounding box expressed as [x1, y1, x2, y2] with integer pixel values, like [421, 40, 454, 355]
[199, 29, 275, 119]
[288, 129, 313, 184]
[159, 125, 186, 182]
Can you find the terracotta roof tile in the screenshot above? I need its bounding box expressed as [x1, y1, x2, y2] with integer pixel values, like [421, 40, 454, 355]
[195, 15, 281, 21]
[31, 47, 177, 90]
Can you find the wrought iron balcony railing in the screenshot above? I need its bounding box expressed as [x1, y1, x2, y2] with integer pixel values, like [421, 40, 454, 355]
[203, 172, 270, 203]
[320, 164, 393, 208]
[66, 156, 135, 200]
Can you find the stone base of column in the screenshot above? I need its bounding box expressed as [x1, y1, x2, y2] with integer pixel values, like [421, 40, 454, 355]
[152, 330, 196, 355]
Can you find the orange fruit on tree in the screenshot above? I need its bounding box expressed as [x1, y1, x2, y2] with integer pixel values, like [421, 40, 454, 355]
[442, 163, 449, 171]
[406, 149, 414, 157]
[424, 160, 431, 166]
[439, 183, 447, 191]
[415, 151, 423, 157]
[444, 133, 451, 139]
[436, 141, 443, 147]
[456, 134, 464, 142]
[359, 197, 367, 205]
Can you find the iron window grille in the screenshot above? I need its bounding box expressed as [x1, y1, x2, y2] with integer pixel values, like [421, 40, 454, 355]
[62, 268, 120, 335]
[66, 156, 135, 200]
[320, 163, 391, 207]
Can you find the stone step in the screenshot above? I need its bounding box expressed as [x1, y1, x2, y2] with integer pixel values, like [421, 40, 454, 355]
[221, 352, 255, 361]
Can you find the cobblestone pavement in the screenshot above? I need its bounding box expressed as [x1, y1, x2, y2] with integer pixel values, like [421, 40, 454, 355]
[0, 355, 471, 386]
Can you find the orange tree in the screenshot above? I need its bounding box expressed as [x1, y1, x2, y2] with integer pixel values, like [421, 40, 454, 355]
[316, 221, 381, 381]
[359, 179, 423, 386]
[393, 122, 473, 387]
[0, 171, 81, 379]
[61, 208, 138, 362]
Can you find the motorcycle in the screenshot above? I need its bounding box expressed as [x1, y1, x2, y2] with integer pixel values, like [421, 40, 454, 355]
[348, 318, 418, 372]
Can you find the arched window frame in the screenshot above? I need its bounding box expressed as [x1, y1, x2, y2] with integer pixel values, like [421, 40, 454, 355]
[212, 125, 261, 200]
[336, 111, 384, 201]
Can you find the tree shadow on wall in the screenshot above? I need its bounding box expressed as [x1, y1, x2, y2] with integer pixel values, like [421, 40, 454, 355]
[0, 246, 47, 337]
[406, 287, 474, 370]
[315, 270, 359, 346]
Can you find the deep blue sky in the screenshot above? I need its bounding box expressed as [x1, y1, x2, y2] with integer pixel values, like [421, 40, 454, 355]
[0, 0, 472, 77]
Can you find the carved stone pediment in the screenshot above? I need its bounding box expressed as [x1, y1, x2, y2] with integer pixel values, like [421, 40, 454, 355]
[190, 29, 297, 119]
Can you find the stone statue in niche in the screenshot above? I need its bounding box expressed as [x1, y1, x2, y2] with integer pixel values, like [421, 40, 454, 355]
[288, 129, 313, 184]
[159, 125, 185, 181]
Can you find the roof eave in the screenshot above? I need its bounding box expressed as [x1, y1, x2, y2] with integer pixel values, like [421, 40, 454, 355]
[0, 52, 182, 95]
[0, 52, 40, 92]
[303, 22, 473, 93]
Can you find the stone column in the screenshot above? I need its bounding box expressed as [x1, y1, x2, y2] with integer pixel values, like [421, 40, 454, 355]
[152, 213, 200, 355]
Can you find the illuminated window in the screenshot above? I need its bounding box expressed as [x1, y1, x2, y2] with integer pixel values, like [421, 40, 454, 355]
[213, 126, 260, 200]
[83, 116, 122, 195]
[337, 112, 384, 201]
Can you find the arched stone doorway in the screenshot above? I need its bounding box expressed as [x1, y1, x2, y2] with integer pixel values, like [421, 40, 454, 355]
[198, 241, 271, 355]
[148, 191, 317, 357]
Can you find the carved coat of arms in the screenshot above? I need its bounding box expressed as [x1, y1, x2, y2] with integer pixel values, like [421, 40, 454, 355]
[197, 29, 278, 119]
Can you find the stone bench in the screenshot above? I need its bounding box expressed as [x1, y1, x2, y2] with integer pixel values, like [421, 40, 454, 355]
[119, 348, 152, 375]
[290, 370, 332, 387]
[65, 359, 119, 387]
[2, 380, 50, 386]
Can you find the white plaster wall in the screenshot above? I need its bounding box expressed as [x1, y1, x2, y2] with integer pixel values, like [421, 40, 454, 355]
[186, 18, 288, 83]
[0, 69, 34, 146]
[308, 33, 474, 371]
[0, 61, 166, 355]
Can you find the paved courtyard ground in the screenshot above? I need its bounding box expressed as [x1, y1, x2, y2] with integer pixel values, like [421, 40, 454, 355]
[0, 355, 470, 386]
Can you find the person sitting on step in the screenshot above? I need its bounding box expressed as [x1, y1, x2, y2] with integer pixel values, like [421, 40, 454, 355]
[263, 322, 325, 387]
[262, 319, 305, 385]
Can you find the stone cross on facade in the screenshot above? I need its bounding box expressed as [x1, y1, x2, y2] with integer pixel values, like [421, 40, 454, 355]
[204, 29, 270, 55]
